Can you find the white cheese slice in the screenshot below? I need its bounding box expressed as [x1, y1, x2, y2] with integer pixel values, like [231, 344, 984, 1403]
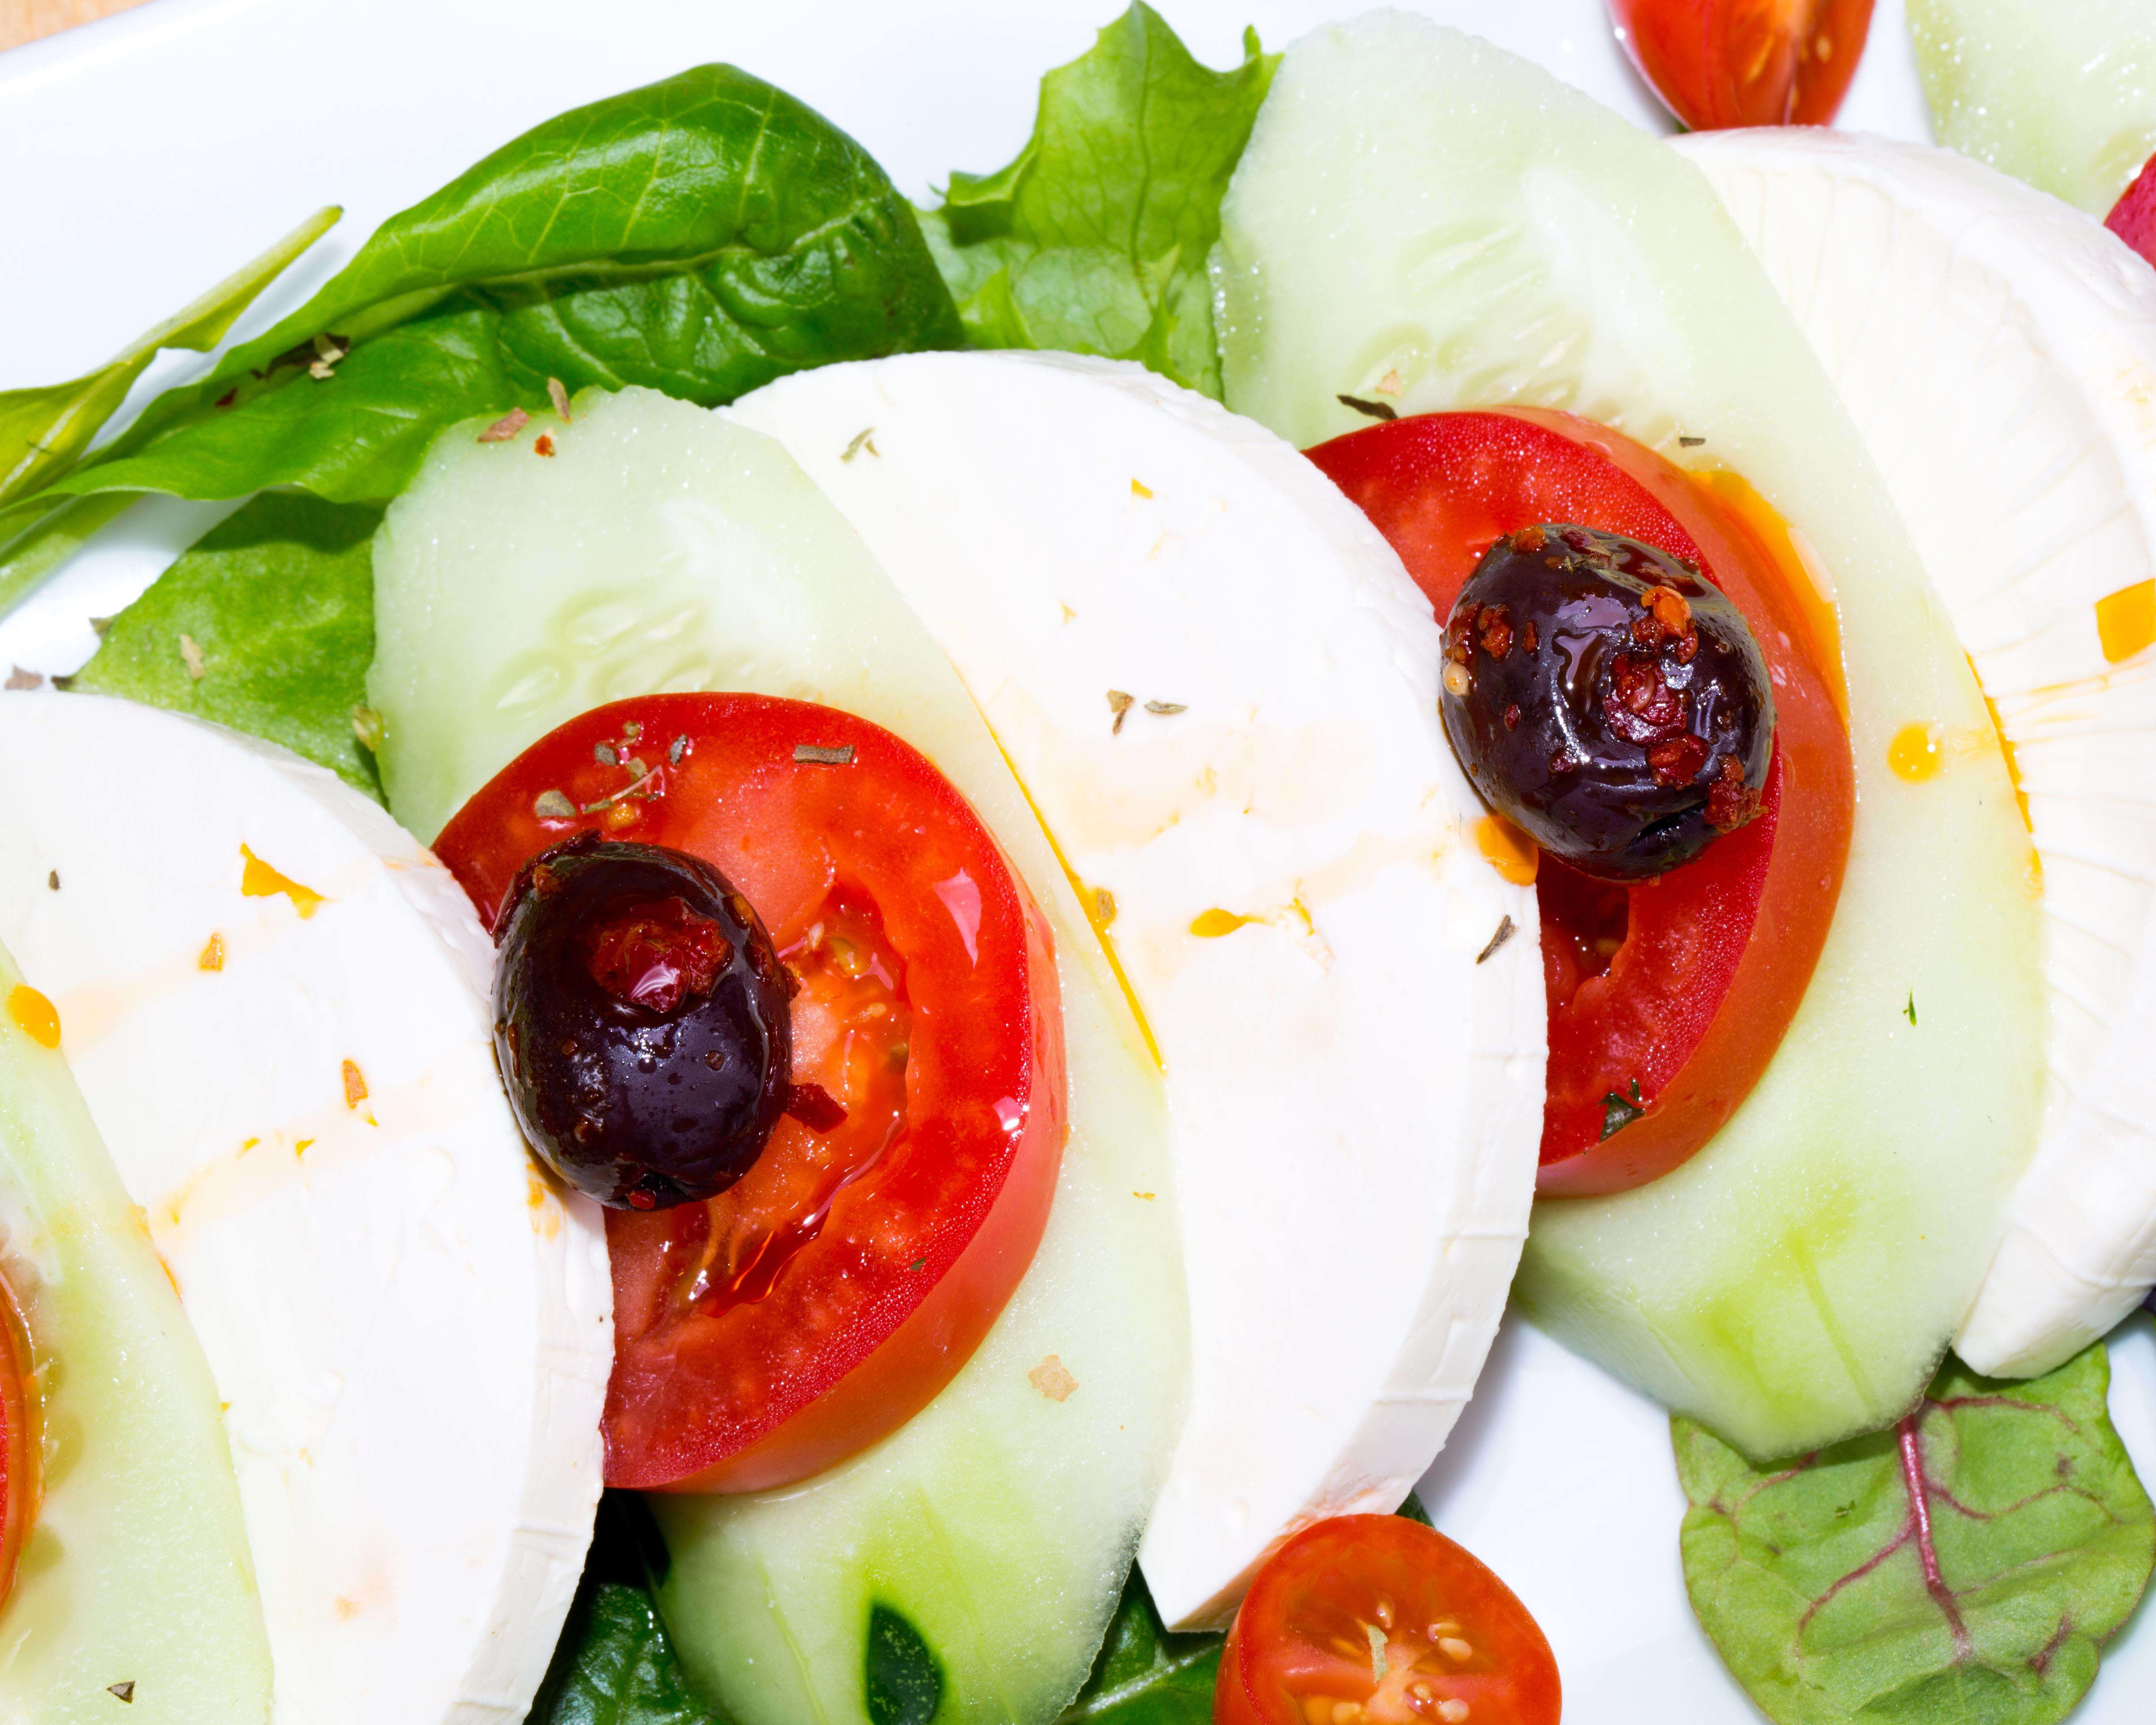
[729, 351, 1544, 1631]
[0, 692, 614, 1725]
[1681, 128, 2156, 1377]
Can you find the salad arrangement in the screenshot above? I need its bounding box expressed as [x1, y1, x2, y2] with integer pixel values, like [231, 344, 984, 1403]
[2, 2, 2156, 1723]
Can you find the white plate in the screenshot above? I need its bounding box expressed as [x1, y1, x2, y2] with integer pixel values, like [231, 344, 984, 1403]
[1, 2, 2150, 1720]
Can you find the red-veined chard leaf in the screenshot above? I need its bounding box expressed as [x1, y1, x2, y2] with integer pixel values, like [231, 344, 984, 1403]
[1677, 1343, 2155, 1724]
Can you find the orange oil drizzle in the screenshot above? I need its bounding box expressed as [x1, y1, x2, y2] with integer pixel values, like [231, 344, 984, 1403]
[6, 987, 58, 1051]
[1691, 469, 1848, 726]
[1475, 814, 1539, 886]
[2097, 578, 2156, 664]
[240, 846, 324, 919]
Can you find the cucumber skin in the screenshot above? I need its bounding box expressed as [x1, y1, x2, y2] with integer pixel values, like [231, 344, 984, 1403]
[0, 941, 273, 1722]
[1214, 13, 2046, 1459]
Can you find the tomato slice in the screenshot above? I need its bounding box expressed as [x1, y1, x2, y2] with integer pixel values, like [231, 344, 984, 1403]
[436, 694, 1066, 1492]
[1215, 1516, 1560, 1725]
[1307, 408, 1853, 1195]
[1609, 0, 1874, 130]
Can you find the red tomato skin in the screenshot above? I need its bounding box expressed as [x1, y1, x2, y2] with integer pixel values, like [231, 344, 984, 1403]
[1215, 1515, 1560, 1725]
[1610, 0, 1874, 130]
[2107, 150, 2156, 271]
[436, 694, 1066, 1492]
[647, 880, 1065, 1495]
[1307, 408, 1853, 1196]
[0, 1277, 33, 1608]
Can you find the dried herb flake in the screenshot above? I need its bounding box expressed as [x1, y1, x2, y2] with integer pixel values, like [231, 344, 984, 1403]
[1476, 914, 1516, 965]
[1337, 393, 1396, 421]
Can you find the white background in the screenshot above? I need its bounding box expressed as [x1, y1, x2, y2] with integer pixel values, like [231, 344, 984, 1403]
[0, 2, 2150, 1720]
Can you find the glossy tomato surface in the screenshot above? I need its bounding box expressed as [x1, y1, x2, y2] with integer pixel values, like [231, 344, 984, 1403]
[1215, 1516, 1560, 1725]
[1610, 0, 1874, 130]
[437, 694, 1066, 1492]
[1309, 408, 1852, 1195]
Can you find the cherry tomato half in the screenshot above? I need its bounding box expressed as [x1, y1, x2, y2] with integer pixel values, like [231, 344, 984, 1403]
[1610, 0, 1874, 130]
[1308, 409, 1853, 1195]
[1215, 1516, 1560, 1725]
[437, 694, 1066, 1492]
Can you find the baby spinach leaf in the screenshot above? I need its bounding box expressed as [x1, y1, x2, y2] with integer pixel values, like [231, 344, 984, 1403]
[1060, 1565, 1220, 1725]
[70, 492, 383, 796]
[61, 301, 521, 507]
[530, 1581, 725, 1725]
[34, 63, 959, 514]
[919, 3, 1274, 398]
[1677, 1344, 2156, 1725]
[0, 205, 337, 507]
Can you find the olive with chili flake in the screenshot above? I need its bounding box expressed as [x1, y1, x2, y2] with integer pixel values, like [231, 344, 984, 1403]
[492, 836, 792, 1210]
[1440, 523, 1774, 881]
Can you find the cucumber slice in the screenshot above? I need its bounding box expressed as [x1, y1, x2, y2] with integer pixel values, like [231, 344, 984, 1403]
[369, 387, 1188, 1725]
[0, 940, 272, 1721]
[1213, 14, 2046, 1458]
[1908, 0, 2156, 216]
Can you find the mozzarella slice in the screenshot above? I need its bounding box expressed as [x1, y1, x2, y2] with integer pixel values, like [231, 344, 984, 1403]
[729, 351, 1544, 1630]
[0, 693, 613, 1725]
[1680, 129, 2156, 1378]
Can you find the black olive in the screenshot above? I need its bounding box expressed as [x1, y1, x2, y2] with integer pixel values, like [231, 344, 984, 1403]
[1440, 524, 1774, 882]
[492, 836, 791, 1210]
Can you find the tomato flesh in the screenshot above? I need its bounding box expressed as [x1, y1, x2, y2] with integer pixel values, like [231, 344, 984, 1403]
[0, 1275, 32, 1608]
[1610, 0, 1874, 130]
[1308, 408, 1853, 1195]
[436, 694, 1066, 1492]
[1215, 1516, 1560, 1725]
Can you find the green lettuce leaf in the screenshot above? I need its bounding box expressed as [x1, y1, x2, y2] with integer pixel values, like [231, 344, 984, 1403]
[69, 493, 383, 796]
[30, 63, 959, 516]
[1677, 1344, 2156, 1725]
[919, 3, 1274, 398]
